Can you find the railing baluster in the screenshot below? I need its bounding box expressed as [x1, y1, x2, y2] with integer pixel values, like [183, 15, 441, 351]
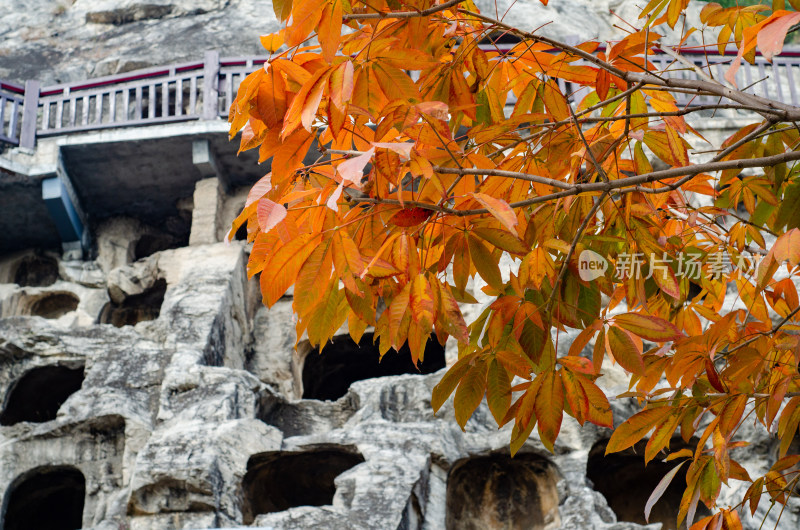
[0, 96, 6, 138]
[55, 98, 64, 129]
[43, 100, 51, 131]
[95, 92, 103, 124]
[135, 85, 142, 119]
[758, 62, 770, 99]
[772, 61, 784, 104]
[176, 78, 183, 116]
[81, 95, 89, 126]
[787, 63, 798, 106]
[162, 81, 169, 118]
[189, 76, 197, 115]
[109, 90, 116, 124]
[10, 99, 19, 140]
[225, 72, 233, 115]
[148, 84, 155, 118]
[69, 96, 77, 127]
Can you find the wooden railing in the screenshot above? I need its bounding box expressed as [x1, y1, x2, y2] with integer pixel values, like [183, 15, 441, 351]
[1, 47, 800, 150]
[0, 81, 24, 146]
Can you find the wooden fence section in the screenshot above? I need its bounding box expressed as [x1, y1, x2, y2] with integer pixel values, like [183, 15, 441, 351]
[1, 47, 800, 150]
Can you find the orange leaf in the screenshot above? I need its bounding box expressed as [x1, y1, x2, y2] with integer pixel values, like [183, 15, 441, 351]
[613, 313, 684, 342]
[432, 352, 478, 413]
[606, 326, 646, 375]
[471, 193, 519, 237]
[579, 378, 613, 428]
[454, 361, 487, 429]
[410, 274, 435, 331]
[487, 359, 512, 424]
[330, 60, 354, 111]
[606, 406, 674, 454]
[261, 234, 320, 306]
[318, 0, 342, 64]
[286, 0, 324, 47]
[773, 228, 800, 267]
[534, 370, 564, 452]
[272, 128, 314, 183]
[467, 234, 504, 290]
[435, 281, 469, 343]
[758, 11, 800, 62]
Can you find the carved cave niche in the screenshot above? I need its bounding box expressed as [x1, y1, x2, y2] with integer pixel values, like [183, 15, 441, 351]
[300, 332, 446, 401]
[241, 448, 365, 524]
[98, 278, 167, 327]
[446, 453, 561, 530]
[0, 364, 85, 426]
[1, 465, 85, 530]
[133, 232, 184, 261]
[587, 438, 711, 530]
[27, 292, 80, 319]
[12, 255, 59, 287]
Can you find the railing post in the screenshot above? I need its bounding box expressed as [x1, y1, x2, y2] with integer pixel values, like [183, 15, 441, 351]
[202, 50, 220, 120]
[20, 80, 40, 150]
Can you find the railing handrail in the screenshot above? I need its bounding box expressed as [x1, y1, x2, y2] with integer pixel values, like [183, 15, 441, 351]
[3, 46, 800, 150]
[39, 61, 206, 96]
[0, 81, 24, 95]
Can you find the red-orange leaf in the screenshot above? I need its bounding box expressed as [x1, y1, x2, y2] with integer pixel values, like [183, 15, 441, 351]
[389, 207, 433, 227]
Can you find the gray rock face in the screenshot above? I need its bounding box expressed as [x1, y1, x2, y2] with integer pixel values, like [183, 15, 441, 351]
[0, 0, 708, 85]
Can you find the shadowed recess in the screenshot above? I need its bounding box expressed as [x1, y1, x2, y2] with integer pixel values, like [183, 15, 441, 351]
[133, 233, 184, 261]
[29, 292, 79, 319]
[301, 332, 446, 401]
[586, 439, 709, 530]
[241, 449, 365, 524]
[13, 255, 59, 287]
[0, 365, 85, 426]
[98, 278, 167, 327]
[2, 466, 85, 530]
[446, 453, 561, 530]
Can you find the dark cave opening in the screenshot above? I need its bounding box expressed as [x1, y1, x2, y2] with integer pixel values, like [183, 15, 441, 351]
[13, 255, 59, 287]
[446, 453, 561, 530]
[2, 466, 85, 530]
[301, 333, 446, 401]
[586, 439, 710, 530]
[29, 292, 80, 319]
[98, 278, 167, 327]
[0, 365, 85, 426]
[133, 233, 183, 261]
[241, 449, 365, 523]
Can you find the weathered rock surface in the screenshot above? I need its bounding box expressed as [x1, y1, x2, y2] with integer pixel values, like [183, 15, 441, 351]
[0, 0, 709, 85]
